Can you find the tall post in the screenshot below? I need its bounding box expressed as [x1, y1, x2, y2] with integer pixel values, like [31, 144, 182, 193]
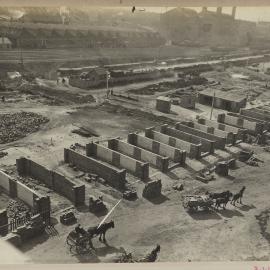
[106, 71, 110, 98]
[19, 38, 24, 68]
[106, 71, 110, 89]
[210, 92, 215, 120]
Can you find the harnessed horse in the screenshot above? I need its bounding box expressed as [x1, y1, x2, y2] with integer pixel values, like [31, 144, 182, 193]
[87, 220, 115, 242]
[231, 186, 246, 206]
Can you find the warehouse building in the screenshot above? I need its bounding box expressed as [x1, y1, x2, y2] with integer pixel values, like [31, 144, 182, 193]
[198, 89, 247, 112]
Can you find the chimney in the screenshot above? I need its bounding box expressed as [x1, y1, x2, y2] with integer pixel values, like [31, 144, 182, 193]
[216, 7, 222, 14]
[202, 7, 207, 12]
[232, 6, 236, 19]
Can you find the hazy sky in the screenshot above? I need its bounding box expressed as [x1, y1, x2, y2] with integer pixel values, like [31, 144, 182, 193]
[119, 6, 270, 22]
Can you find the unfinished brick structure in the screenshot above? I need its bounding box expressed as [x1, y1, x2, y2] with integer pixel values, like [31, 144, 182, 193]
[176, 122, 226, 149]
[183, 120, 236, 145]
[127, 133, 186, 164]
[108, 138, 169, 172]
[0, 169, 51, 228]
[197, 117, 245, 141]
[16, 158, 85, 207]
[145, 127, 201, 159]
[159, 124, 215, 154]
[86, 142, 149, 180]
[217, 113, 264, 135]
[64, 148, 126, 190]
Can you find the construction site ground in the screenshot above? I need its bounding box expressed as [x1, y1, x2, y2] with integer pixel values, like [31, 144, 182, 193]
[1, 57, 270, 262]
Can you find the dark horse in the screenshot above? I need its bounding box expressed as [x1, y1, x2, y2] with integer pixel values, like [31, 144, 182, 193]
[88, 220, 115, 242]
[207, 190, 232, 200]
[214, 192, 232, 209]
[231, 186, 246, 206]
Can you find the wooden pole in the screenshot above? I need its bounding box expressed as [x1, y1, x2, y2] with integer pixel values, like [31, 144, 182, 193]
[210, 92, 215, 120]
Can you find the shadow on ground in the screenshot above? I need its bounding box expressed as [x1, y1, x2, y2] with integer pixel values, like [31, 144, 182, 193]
[187, 210, 222, 220]
[216, 208, 244, 218]
[19, 232, 50, 253]
[146, 194, 170, 205]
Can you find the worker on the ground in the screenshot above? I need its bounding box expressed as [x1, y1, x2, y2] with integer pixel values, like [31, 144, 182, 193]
[2, 96, 5, 103]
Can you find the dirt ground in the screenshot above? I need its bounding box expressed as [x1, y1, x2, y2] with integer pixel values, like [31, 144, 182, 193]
[1, 54, 270, 263]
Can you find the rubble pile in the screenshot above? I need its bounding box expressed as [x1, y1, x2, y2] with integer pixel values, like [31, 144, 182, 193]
[0, 112, 49, 144]
[7, 199, 30, 220]
[0, 151, 8, 158]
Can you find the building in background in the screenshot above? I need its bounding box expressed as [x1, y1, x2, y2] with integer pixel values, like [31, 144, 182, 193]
[160, 7, 257, 48]
[198, 89, 247, 112]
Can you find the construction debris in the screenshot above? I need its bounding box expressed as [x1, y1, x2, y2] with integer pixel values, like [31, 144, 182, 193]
[123, 190, 137, 200]
[60, 211, 77, 225]
[115, 245, 160, 263]
[0, 151, 8, 158]
[7, 199, 30, 220]
[172, 183, 184, 191]
[0, 112, 49, 144]
[89, 196, 107, 213]
[196, 171, 215, 183]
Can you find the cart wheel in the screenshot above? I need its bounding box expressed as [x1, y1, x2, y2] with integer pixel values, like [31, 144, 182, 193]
[66, 237, 74, 246]
[76, 239, 92, 254]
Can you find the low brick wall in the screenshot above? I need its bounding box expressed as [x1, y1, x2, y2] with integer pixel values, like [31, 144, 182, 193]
[176, 122, 226, 149]
[64, 148, 126, 190]
[127, 133, 186, 164]
[108, 138, 169, 173]
[217, 113, 263, 135]
[16, 158, 85, 206]
[145, 127, 201, 159]
[86, 142, 149, 180]
[0, 170, 50, 217]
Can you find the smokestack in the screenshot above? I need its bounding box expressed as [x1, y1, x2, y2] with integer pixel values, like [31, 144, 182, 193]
[202, 7, 207, 12]
[216, 7, 222, 14]
[232, 6, 236, 19]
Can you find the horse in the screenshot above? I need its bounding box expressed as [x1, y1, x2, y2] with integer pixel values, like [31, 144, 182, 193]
[214, 192, 232, 210]
[231, 186, 246, 206]
[87, 220, 115, 242]
[207, 190, 231, 200]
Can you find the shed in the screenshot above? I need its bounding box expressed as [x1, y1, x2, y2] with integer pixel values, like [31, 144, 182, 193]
[198, 89, 247, 112]
[156, 96, 171, 113]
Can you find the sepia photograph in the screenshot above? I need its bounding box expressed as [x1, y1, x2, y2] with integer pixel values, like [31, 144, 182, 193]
[0, 0, 270, 267]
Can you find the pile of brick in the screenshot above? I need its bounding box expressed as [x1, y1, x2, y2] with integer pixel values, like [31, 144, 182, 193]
[0, 112, 49, 144]
[7, 199, 30, 220]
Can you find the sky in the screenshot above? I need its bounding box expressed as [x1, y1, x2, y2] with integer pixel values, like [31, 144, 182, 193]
[118, 6, 270, 22]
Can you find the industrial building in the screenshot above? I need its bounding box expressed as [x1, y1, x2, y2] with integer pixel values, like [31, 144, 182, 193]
[160, 7, 256, 47]
[198, 89, 247, 112]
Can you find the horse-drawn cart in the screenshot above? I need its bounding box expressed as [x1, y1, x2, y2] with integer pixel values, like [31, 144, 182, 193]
[66, 230, 94, 254]
[66, 221, 115, 255]
[182, 195, 214, 212]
